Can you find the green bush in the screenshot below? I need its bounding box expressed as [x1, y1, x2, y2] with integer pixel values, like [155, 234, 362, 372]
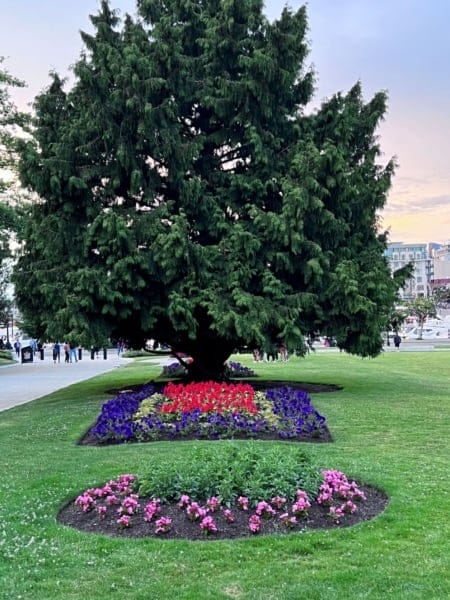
[136, 441, 321, 506]
[0, 349, 13, 361]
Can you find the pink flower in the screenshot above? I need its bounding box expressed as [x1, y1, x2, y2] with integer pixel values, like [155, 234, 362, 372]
[206, 496, 221, 512]
[177, 494, 190, 509]
[105, 494, 118, 506]
[144, 499, 161, 522]
[200, 516, 218, 534]
[117, 515, 131, 528]
[329, 506, 344, 522]
[75, 492, 96, 513]
[255, 501, 276, 518]
[248, 514, 261, 533]
[186, 502, 207, 521]
[118, 494, 140, 515]
[237, 496, 249, 511]
[97, 505, 107, 518]
[292, 496, 311, 517]
[271, 495, 287, 509]
[279, 513, 297, 528]
[341, 500, 357, 514]
[155, 516, 172, 534]
[223, 509, 235, 523]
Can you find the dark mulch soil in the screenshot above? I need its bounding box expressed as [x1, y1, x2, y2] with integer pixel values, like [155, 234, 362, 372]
[106, 379, 342, 396]
[58, 484, 388, 540]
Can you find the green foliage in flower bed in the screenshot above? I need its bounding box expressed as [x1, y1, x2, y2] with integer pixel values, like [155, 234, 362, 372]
[136, 442, 322, 505]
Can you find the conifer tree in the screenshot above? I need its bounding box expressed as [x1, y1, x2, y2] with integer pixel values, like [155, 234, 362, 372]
[0, 58, 27, 323]
[14, 1, 405, 379]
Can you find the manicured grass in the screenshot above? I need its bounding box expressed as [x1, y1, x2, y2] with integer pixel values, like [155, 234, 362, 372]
[0, 352, 449, 599]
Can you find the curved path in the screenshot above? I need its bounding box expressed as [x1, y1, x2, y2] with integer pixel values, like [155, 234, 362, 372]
[0, 350, 131, 413]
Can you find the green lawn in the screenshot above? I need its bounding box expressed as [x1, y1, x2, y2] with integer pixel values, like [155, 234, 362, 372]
[0, 351, 449, 599]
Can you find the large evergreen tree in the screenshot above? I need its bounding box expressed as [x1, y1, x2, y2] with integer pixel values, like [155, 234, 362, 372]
[14, 0, 405, 379]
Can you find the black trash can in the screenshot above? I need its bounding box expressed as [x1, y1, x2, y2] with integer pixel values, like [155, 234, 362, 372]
[78, 348, 82, 361]
[103, 347, 107, 360]
[21, 346, 34, 363]
[40, 348, 44, 360]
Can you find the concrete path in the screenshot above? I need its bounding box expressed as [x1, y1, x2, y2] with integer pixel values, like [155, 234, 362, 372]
[0, 350, 132, 413]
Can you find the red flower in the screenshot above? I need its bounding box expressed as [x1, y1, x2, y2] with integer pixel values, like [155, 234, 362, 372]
[160, 381, 257, 414]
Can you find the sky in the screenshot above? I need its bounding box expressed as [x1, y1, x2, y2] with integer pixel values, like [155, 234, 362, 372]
[1, 0, 450, 245]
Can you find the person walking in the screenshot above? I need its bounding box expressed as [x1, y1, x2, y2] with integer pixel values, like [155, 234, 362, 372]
[69, 342, 78, 363]
[52, 342, 61, 363]
[63, 342, 70, 363]
[393, 333, 402, 352]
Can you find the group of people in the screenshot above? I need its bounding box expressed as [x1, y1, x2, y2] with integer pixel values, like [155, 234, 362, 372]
[51, 342, 80, 363]
[253, 342, 289, 363]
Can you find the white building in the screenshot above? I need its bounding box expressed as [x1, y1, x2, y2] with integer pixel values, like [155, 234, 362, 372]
[385, 242, 431, 299]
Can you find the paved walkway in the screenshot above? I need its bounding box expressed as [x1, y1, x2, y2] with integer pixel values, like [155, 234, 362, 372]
[0, 350, 132, 413]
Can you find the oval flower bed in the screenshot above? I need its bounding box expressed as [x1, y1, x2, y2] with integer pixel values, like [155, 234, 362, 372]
[84, 381, 330, 444]
[59, 444, 388, 539]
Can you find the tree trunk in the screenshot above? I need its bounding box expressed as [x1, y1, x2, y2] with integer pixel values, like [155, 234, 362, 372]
[174, 337, 235, 382]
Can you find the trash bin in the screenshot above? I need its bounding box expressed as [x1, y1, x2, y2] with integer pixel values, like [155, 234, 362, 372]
[40, 348, 44, 360]
[21, 346, 34, 363]
[103, 347, 107, 360]
[78, 348, 82, 361]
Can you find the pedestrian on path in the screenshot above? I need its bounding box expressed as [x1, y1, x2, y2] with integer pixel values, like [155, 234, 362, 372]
[52, 342, 61, 363]
[63, 342, 70, 363]
[393, 334, 402, 351]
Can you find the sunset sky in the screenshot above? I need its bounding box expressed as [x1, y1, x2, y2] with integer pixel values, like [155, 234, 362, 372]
[2, 0, 449, 244]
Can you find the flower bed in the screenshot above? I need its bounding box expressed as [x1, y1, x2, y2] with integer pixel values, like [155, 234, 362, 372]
[87, 381, 329, 444]
[59, 469, 385, 540]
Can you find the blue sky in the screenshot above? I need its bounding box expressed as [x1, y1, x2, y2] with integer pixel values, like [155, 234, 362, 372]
[2, 0, 450, 244]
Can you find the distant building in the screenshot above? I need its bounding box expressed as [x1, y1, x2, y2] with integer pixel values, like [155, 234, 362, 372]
[385, 242, 431, 299]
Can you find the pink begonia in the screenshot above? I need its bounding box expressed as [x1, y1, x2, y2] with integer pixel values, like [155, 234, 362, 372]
[279, 513, 297, 528]
[292, 496, 311, 517]
[223, 508, 235, 523]
[118, 494, 140, 515]
[329, 506, 344, 521]
[186, 502, 207, 521]
[341, 500, 357, 514]
[200, 516, 218, 534]
[237, 496, 249, 511]
[117, 515, 131, 528]
[206, 496, 221, 512]
[317, 483, 333, 505]
[177, 494, 190, 509]
[97, 505, 107, 518]
[155, 516, 172, 534]
[144, 499, 161, 522]
[75, 492, 96, 513]
[296, 489, 307, 499]
[255, 501, 276, 518]
[105, 494, 118, 506]
[271, 495, 287, 509]
[248, 514, 261, 533]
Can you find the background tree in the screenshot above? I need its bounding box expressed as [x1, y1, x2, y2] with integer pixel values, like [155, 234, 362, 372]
[14, 0, 407, 379]
[0, 58, 28, 330]
[407, 297, 437, 340]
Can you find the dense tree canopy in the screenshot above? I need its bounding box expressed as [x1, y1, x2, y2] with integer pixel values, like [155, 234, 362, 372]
[0, 58, 27, 326]
[14, 0, 406, 378]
